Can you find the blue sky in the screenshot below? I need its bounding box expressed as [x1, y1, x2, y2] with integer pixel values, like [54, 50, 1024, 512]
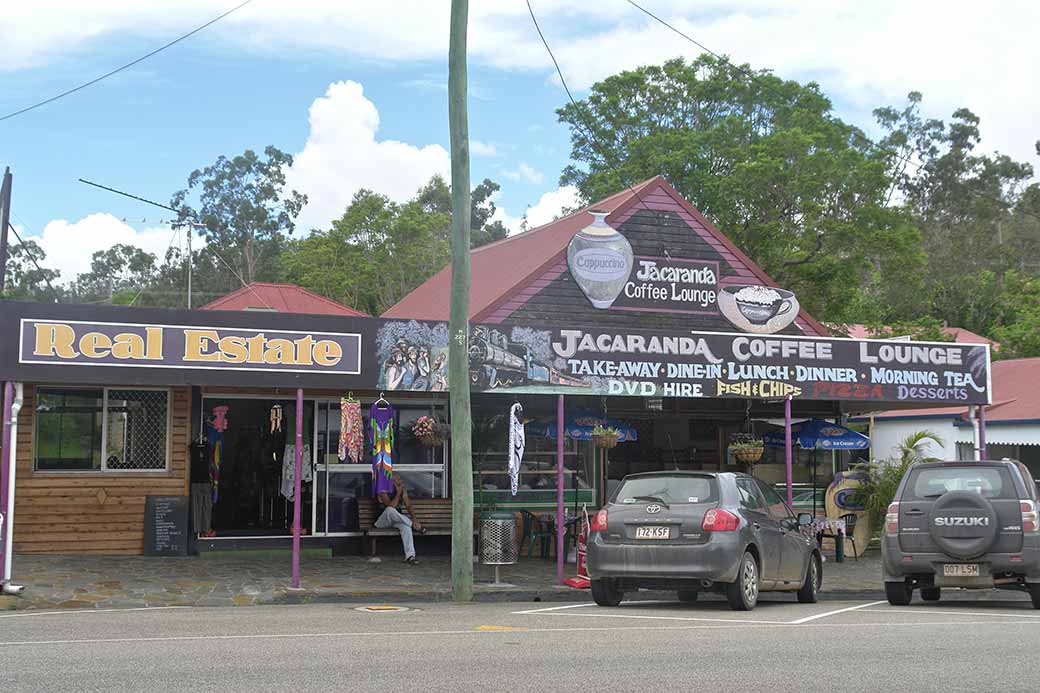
[1, 1, 1037, 283]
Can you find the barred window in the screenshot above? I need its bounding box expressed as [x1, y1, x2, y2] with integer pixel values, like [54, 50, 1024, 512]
[35, 387, 169, 472]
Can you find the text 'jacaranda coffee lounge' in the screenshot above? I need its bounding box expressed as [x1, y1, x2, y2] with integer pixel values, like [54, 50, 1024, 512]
[0, 177, 992, 567]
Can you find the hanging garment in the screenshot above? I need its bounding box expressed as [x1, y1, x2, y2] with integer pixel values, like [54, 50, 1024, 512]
[270, 404, 283, 434]
[206, 424, 224, 503]
[338, 398, 364, 463]
[369, 402, 397, 497]
[211, 405, 229, 432]
[280, 443, 313, 501]
[508, 404, 525, 496]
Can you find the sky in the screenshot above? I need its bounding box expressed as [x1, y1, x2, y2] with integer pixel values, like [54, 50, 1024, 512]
[1, 0, 1038, 284]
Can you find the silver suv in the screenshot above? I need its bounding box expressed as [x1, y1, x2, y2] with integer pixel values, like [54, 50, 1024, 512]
[882, 459, 1040, 607]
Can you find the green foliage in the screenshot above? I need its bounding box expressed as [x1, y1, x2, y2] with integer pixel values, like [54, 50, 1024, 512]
[855, 430, 943, 530]
[991, 271, 1040, 358]
[2, 239, 62, 301]
[557, 55, 921, 321]
[69, 244, 158, 304]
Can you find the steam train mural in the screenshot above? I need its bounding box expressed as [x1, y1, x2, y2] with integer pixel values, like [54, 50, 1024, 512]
[468, 326, 587, 390]
[375, 321, 588, 393]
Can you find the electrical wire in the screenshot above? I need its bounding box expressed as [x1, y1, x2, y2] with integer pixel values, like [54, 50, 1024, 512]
[0, 0, 254, 123]
[127, 222, 182, 307]
[623, 0, 1040, 223]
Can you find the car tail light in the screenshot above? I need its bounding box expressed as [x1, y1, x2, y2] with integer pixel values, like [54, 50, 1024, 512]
[591, 509, 609, 532]
[885, 502, 900, 534]
[702, 508, 740, 532]
[1021, 500, 1038, 533]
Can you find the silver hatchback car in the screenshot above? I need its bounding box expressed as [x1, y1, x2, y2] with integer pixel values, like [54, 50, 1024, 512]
[587, 471, 821, 610]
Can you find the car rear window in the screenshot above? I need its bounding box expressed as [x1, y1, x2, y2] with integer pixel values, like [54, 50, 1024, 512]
[614, 475, 718, 505]
[905, 466, 1016, 500]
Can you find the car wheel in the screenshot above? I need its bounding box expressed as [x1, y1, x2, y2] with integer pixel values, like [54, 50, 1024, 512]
[920, 586, 941, 602]
[676, 590, 699, 603]
[885, 579, 913, 606]
[797, 553, 821, 604]
[591, 578, 623, 607]
[1028, 584, 1040, 610]
[725, 551, 759, 611]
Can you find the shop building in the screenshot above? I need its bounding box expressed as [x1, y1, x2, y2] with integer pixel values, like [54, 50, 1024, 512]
[0, 177, 992, 563]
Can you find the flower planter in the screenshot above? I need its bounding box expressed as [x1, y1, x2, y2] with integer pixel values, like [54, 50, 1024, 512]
[592, 433, 619, 449]
[733, 447, 764, 464]
[417, 434, 445, 448]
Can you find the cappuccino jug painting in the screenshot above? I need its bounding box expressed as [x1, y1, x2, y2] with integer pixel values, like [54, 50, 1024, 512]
[718, 284, 800, 334]
[566, 211, 633, 309]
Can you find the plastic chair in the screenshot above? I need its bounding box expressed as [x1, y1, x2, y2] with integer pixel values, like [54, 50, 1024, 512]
[822, 513, 859, 561]
[520, 510, 554, 559]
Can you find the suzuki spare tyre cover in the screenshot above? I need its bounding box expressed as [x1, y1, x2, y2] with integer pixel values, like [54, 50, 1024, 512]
[928, 491, 999, 560]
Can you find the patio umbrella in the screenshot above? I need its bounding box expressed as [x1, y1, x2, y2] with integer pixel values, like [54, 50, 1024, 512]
[763, 419, 869, 515]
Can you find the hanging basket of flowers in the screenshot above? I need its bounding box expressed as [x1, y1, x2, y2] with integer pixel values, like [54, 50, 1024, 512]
[730, 439, 765, 464]
[412, 415, 449, 448]
[591, 425, 621, 449]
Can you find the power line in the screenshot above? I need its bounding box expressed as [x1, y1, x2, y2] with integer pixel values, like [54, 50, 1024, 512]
[6, 221, 61, 302]
[0, 0, 254, 123]
[623, 0, 1040, 223]
[128, 223, 182, 307]
[79, 178, 181, 214]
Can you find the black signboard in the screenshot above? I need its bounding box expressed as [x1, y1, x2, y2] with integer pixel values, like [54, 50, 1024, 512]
[144, 495, 189, 556]
[609, 256, 720, 315]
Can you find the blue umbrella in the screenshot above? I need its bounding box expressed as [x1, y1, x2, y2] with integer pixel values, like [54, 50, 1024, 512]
[763, 419, 869, 450]
[527, 412, 638, 442]
[763, 419, 868, 517]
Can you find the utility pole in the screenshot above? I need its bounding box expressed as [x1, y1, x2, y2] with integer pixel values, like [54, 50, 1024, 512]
[448, 0, 474, 602]
[0, 168, 12, 295]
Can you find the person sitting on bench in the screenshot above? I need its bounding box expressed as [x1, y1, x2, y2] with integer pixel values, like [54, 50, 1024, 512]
[375, 473, 426, 564]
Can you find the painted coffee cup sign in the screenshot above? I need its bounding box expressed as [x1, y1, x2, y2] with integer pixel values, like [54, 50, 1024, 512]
[566, 211, 634, 309]
[718, 285, 800, 334]
[609, 257, 720, 314]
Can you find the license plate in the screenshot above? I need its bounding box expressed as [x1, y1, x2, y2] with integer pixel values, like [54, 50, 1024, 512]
[943, 564, 979, 577]
[635, 526, 669, 539]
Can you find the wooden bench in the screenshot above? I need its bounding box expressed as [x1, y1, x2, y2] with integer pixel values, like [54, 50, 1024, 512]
[357, 497, 456, 555]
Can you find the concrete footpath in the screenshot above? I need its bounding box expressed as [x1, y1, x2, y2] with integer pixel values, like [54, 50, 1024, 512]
[1, 551, 885, 611]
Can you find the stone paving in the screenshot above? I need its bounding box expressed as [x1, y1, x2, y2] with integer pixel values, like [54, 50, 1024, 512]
[1, 548, 885, 611]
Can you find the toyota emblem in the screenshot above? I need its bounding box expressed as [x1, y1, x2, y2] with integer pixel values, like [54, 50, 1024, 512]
[646, 504, 662, 514]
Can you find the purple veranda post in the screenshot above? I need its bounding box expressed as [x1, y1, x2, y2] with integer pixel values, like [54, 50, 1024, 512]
[292, 388, 303, 589]
[557, 394, 564, 586]
[785, 397, 793, 507]
[0, 382, 12, 582]
[978, 405, 987, 458]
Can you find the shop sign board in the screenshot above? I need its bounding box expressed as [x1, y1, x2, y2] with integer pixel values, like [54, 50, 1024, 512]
[608, 257, 720, 315]
[381, 320, 991, 406]
[0, 302, 991, 405]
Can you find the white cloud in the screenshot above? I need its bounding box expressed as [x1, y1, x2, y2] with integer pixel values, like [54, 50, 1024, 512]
[286, 80, 450, 231]
[501, 163, 545, 185]
[6, 1, 1035, 170]
[470, 139, 499, 157]
[27, 213, 195, 281]
[493, 185, 582, 235]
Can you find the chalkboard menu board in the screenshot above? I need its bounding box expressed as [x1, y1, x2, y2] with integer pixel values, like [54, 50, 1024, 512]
[144, 495, 189, 556]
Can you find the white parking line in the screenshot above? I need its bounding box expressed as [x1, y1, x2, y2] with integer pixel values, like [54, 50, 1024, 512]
[786, 601, 887, 625]
[0, 606, 188, 619]
[512, 603, 594, 614]
[860, 607, 1040, 620]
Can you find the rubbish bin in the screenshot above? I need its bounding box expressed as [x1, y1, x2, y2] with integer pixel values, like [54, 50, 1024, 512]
[480, 511, 519, 565]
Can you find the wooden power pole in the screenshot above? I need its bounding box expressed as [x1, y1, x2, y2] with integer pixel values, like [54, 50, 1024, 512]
[448, 0, 474, 602]
[0, 168, 12, 295]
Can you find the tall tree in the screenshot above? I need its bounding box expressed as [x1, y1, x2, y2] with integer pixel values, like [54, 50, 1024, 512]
[171, 146, 306, 289]
[557, 55, 919, 321]
[70, 244, 157, 304]
[1, 239, 61, 301]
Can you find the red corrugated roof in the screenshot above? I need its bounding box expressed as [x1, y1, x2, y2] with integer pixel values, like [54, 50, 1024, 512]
[200, 282, 368, 316]
[868, 357, 1039, 423]
[382, 176, 830, 336]
[835, 323, 994, 346]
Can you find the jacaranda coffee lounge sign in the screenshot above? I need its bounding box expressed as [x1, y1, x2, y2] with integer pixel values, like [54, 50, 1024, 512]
[19, 320, 362, 375]
[609, 257, 720, 314]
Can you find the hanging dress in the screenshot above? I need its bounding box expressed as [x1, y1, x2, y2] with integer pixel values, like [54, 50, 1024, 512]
[508, 403, 525, 496]
[338, 398, 364, 463]
[369, 402, 397, 497]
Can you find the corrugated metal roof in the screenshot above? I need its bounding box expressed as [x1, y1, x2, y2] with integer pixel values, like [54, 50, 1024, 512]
[200, 282, 368, 316]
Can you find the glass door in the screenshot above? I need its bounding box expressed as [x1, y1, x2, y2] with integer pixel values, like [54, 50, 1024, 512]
[313, 399, 447, 536]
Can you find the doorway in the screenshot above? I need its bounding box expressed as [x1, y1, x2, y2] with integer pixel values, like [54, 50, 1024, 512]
[198, 396, 314, 537]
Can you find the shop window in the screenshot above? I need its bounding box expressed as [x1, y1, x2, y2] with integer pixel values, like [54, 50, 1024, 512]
[35, 387, 169, 472]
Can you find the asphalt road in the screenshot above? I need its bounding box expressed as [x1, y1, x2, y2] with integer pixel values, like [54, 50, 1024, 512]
[4, 593, 1040, 692]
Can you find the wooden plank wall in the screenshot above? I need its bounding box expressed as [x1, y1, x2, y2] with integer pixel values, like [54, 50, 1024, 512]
[12, 385, 191, 555]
